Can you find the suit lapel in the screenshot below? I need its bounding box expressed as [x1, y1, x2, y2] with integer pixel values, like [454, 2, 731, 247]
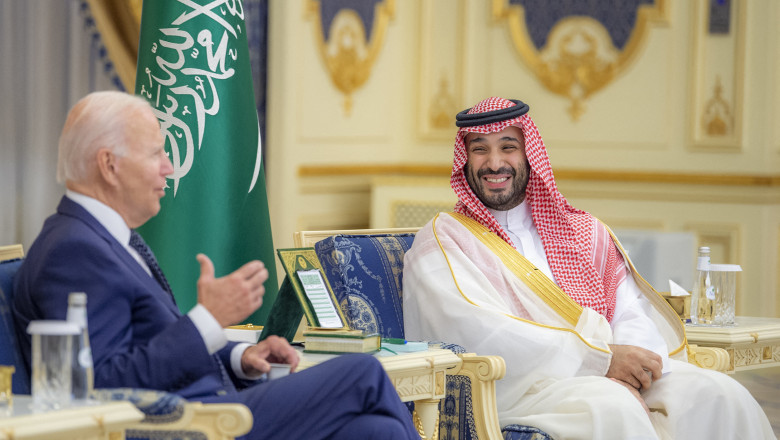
[57, 197, 181, 315]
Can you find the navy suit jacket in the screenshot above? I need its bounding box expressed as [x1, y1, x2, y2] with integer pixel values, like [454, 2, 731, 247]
[13, 196, 237, 398]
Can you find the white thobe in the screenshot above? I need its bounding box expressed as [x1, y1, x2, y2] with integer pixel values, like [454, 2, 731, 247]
[403, 211, 775, 440]
[489, 202, 671, 374]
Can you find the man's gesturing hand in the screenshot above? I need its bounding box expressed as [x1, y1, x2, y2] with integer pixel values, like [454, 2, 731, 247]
[196, 254, 269, 327]
[241, 335, 299, 376]
[606, 344, 662, 392]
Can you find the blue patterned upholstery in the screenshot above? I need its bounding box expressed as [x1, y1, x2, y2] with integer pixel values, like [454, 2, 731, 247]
[314, 232, 553, 440]
[503, 425, 555, 440]
[440, 374, 477, 440]
[315, 234, 413, 338]
[91, 388, 187, 424]
[315, 233, 479, 439]
[0, 257, 30, 394]
[90, 388, 208, 440]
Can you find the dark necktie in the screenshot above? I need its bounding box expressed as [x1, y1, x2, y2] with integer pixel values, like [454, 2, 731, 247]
[130, 231, 234, 392]
[129, 230, 174, 301]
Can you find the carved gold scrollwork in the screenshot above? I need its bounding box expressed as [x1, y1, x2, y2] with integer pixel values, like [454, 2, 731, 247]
[734, 347, 762, 368]
[493, 0, 666, 121]
[536, 19, 617, 120]
[687, 344, 730, 372]
[306, 0, 395, 116]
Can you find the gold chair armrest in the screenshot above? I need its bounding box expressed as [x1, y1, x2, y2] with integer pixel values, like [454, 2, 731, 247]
[126, 402, 253, 440]
[450, 353, 506, 440]
[688, 344, 731, 373]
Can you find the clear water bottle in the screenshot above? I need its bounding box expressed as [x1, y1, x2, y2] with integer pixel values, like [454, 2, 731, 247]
[65, 292, 94, 400]
[690, 247, 713, 325]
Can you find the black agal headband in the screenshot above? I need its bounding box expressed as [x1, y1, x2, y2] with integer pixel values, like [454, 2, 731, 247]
[455, 99, 530, 127]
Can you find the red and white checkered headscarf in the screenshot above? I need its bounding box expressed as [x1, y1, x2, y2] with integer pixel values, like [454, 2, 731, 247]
[451, 97, 625, 322]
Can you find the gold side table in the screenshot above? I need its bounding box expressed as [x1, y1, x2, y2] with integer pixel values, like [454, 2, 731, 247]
[298, 347, 462, 440]
[685, 316, 780, 373]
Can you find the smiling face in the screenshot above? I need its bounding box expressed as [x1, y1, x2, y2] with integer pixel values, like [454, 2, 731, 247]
[112, 107, 173, 228]
[464, 125, 530, 211]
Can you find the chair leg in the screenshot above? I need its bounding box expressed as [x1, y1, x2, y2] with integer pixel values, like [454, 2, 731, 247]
[450, 353, 506, 440]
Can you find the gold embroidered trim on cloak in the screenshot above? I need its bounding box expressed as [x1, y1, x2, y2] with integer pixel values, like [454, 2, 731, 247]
[603, 223, 688, 358]
[448, 212, 582, 326]
[431, 213, 610, 354]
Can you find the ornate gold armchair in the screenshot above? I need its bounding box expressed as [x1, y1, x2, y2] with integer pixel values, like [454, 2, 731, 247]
[295, 229, 510, 440]
[294, 227, 730, 440]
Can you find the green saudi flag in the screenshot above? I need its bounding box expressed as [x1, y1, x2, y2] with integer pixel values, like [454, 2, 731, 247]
[134, 0, 277, 324]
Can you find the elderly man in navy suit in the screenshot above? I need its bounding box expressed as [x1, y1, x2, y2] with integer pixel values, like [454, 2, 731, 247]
[13, 91, 419, 440]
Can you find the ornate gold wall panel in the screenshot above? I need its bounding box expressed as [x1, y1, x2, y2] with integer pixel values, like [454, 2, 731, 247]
[492, 0, 666, 121]
[776, 7, 780, 157]
[682, 222, 740, 265]
[688, 0, 745, 151]
[305, 0, 395, 115]
[267, 1, 780, 318]
[416, 0, 465, 140]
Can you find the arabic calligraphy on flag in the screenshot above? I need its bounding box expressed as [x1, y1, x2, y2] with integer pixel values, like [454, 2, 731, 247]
[136, 0, 261, 196]
[134, 0, 278, 324]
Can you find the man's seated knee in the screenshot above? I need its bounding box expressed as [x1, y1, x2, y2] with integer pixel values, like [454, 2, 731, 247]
[327, 353, 385, 374]
[328, 414, 416, 440]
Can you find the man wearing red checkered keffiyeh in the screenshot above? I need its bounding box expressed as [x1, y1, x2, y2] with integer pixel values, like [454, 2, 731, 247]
[403, 97, 774, 439]
[451, 96, 625, 323]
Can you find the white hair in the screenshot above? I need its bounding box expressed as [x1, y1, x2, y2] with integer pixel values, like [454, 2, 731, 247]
[57, 91, 155, 184]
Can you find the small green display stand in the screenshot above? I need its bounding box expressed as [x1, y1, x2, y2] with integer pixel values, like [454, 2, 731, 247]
[259, 248, 349, 342]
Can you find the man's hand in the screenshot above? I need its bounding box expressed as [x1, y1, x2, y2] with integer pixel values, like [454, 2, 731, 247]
[241, 335, 300, 376]
[606, 344, 662, 392]
[196, 254, 268, 327]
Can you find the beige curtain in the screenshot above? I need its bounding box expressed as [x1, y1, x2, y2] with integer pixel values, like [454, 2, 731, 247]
[84, 0, 143, 90]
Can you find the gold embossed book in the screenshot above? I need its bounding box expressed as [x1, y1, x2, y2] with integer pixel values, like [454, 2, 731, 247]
[302, 328, 381, 354]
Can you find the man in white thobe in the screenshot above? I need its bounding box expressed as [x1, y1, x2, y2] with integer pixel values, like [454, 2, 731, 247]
[403, 97, 775, 439]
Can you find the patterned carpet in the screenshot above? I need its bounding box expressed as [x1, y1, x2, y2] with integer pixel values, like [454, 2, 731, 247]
[733, 367, 780, 437]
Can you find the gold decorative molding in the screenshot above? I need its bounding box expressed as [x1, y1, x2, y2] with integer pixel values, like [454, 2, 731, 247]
[703, 76, 733, 136]
[305, 0, 395, 115]
[733, 347, 761, 369]
[493, 0, 666, 121]
[415, 0, 465, 141]
[391, 374, 433, 398]
[682, 222, 740, 266]
[689, 0, 746, 151]
[298, 163, 780, 188]
[430, 74, 457, 129]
